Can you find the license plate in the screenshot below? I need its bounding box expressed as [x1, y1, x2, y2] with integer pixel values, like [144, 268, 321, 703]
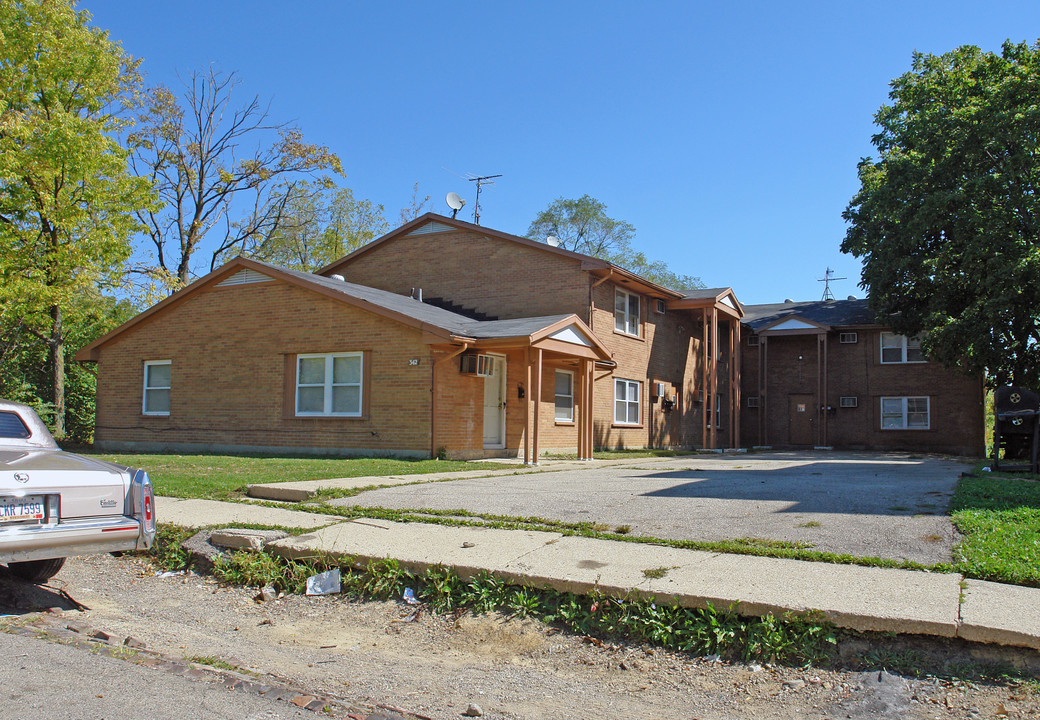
[0, 495, 45, 523]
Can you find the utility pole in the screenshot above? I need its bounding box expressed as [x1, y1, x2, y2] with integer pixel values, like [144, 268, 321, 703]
[468, 174, 502, 225]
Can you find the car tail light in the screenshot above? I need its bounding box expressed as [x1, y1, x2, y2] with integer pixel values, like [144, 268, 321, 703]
[131, 469, 157, 546]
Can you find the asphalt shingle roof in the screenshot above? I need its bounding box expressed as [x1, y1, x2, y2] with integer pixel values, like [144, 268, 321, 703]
[740, 298, 881, 331]
[261, 261, 574, 340]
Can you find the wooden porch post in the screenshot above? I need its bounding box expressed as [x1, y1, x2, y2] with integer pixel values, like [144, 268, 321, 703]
[734, 320, 741, 449]
[702, 308, 708, 449]
[524, 348, 531, 465]
[586, 359, 594, 459]
[761, 336, 768, 446]
[533, 348, 543, 464]
[710, 307, 718, 449]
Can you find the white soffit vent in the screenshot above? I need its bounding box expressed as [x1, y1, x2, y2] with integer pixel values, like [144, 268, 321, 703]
[548, 324, 593, 347]
[216, 268, 272, 287]
[719, 295, 736, 309]
[406, 221, 454, 236]
[770, 318, 818, 331]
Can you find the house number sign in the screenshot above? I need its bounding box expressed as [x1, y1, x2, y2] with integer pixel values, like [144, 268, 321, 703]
[409, 359, 419, 366]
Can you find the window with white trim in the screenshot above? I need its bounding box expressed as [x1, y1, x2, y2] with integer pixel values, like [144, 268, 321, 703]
[614, 378, 640, 425]
[707, 392, 722, 428]
[839, 332, 858, 344]
[296, 353, 363, 417]
[747, 334, 759, 347]
[880, 332, 924, 363]
[880, 396, 929, 429]
[554, 370, 574, 422]
[614, 287, 640, 336]
[143, 360, 171, 415]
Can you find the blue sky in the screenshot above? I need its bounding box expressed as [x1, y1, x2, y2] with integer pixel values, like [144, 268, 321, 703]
[85, 1, 1040, 305]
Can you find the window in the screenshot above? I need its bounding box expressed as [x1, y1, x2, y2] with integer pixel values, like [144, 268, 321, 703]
[554, 370, 574, 422]
[614, 378, 640, 425]
[706, 393, 722, 428]
[296, 353, 363, 417]
[880, 333, 924, 363]
[747, 396, 760, 408]
[0, 412, 30, 439]
[143, 360, 171, 415]
[880, 396, 929, 429]
[840, 396, 858, 408]
[839, 332, 858, 344]
[655, 299, 666, 314]
[614, 287, 640, 336]
[747, 335, 759, 347]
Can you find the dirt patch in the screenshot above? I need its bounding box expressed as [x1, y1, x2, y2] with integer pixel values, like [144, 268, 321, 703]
[3, 554, 1038, 720]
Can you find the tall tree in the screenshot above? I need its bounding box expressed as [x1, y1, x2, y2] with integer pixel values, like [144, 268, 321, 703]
[527, 195, 702, 291]
[0, 0, 153, 437]
[399, 181, 431, 224]
[248, 181, 389, 271]
[842, 41, 1040, 388]
[127, 68, 342, 288]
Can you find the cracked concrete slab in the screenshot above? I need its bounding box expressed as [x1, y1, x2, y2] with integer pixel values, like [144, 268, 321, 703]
[959, 579, 1040, 650]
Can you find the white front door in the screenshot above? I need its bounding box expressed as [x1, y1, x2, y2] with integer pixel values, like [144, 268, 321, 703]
[482, 355, 506, 448]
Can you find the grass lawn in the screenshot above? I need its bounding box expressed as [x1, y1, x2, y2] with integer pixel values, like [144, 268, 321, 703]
[951, 471, 1040, 587]
[90, 453, 510, 500]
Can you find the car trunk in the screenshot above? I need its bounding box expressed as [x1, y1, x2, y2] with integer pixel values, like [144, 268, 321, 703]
[0, 450, 127, 520]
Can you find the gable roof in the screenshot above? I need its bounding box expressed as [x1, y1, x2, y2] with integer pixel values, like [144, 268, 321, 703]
[75, 257, 611, 362]
[740, 298, 882, 332]
[668, 287, 744, 318]
[318, 212, 687, 300]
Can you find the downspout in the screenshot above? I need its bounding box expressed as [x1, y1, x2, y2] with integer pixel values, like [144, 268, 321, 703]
[431, 342, 471, 459]
[589, 270, 614, 328]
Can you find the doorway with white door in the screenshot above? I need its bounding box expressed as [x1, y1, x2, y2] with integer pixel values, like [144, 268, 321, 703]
[482, 354, 506, 449]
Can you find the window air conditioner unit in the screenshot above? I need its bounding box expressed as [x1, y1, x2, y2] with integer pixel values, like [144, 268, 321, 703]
[840, 396, 858, 408]
[460, 354, 495, 377]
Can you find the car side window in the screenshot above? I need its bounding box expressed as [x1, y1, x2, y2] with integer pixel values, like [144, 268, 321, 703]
[0, 411, 30, 439]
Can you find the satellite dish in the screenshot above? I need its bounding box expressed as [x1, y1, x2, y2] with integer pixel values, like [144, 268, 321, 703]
[445, 192, 465, 218]
[546, 235, 561, 247]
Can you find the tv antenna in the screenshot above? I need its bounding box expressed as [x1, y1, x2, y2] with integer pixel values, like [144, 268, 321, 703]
[818, 267, 846, 301]
[468, 173, 502, 225]
[445, 192, 466, 219]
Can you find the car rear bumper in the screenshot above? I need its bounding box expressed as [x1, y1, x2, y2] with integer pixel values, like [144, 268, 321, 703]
[0, 516, 148, 564]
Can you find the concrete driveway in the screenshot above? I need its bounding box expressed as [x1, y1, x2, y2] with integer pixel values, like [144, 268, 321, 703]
[340, 452, 971, 565]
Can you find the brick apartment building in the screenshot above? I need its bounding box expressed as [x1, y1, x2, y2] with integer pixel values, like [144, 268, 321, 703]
[76, 213, 985, 459]
[739, 300, 984, 456]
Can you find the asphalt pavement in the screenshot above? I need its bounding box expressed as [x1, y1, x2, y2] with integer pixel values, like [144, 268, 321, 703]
[329, 452, 967, 564]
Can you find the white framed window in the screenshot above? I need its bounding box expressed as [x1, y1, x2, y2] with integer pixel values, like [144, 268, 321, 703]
[655, 299, 666, 314]
[840, 396, 858, 408]
[142, 360, 171, 416]
[707, 392, 722, 428]
[614, 378, 641, 425]
[554, 370, 574, 422]
[296, 353, 363, 417]
[880, 396, 929, 429]
[880, 332, 924, 363]
[614, 287, 641, 337]
[839, 332, 858, 344]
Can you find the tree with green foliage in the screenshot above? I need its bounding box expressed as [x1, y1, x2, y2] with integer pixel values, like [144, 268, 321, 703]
[527, 195, 702, 291]
[843, 41, 1040, 388]
[0, 0, 154, 437]
[128, 68, 342, 289]
[249, 181, 389, 272]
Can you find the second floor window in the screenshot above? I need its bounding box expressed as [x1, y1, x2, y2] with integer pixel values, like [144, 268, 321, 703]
[880, 332, 924, 364]
[614, 287, 640, 336]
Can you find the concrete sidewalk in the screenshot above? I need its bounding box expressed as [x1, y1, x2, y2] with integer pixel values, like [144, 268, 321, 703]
[244, 456, 658, 502]
[155, 496, 1040, 653]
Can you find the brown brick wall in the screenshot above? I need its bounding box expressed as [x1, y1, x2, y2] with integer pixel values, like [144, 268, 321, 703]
[740, 329, 985, 455]
[329, 229, 590, 321]
[93, 280, 441, 456]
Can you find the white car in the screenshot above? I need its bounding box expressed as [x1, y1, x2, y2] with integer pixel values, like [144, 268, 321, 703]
[0, 400, 156, 582]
